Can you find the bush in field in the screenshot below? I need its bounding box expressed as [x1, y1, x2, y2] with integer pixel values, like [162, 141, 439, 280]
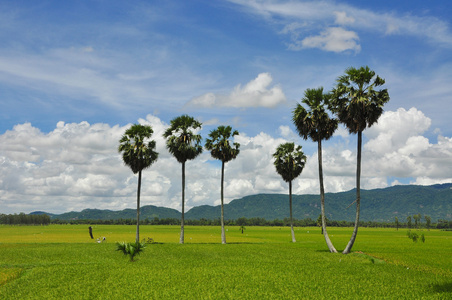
[407, 230, 425, 243]
[115, 241, 146, 262]
[142, 237, 155, 244]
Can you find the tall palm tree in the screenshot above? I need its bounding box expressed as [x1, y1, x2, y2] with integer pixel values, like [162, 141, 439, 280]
[272, 142, 306, 243]
[118, 124, 158, 244]
[163, 115, 203, 244]
[330, 66, 390, 254]
[293, 87, 338, 253]
[205, 125, 240, 244]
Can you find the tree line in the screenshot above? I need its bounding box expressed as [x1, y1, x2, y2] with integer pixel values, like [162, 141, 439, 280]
[5, 213, 451, 230]
[0, 213, 51, 225]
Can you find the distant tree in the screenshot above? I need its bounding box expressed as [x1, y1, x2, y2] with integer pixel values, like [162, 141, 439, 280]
[118, 124, 158, 244]
[236, 217, 247, 226]
[205, 125, 240, 244]
[330, 66, 390, 254]
[293, 87, 338, 253]
[424, 215, 431, 231]
[163, 115, 203, 244]
[239, 225, 246, 234]
[395, 217, 399, 231]
[407, 215, 412, 229]
[316, 214, 330, 234]
[273, 142, 307, 243]
[413, 214, 421, 229]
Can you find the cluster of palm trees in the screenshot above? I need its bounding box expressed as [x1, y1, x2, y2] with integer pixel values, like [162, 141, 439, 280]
[119, 66, 389, 253]
[275, 66, 389, 253]
[119, 116, 240, 244]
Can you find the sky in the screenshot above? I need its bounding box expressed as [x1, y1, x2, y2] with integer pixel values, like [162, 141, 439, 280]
[1, 0, 452, 214]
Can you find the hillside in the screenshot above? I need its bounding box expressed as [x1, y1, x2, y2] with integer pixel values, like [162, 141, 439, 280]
[31, 183, 452, 222]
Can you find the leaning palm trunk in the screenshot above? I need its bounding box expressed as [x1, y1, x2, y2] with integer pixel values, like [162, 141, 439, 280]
[136, 171, 142, 244]
[343, 131, 362, 254]
[318, 140, 337, 253]
[220, 161, 226, 244]
[180, 162, 185, 244]
[289, 181, 296, 243]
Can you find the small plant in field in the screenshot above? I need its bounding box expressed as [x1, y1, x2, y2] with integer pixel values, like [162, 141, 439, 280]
[115, 241, 146, 262]
[406, 230, 419, 242]
[142, 237, 155, 244]
[239, 225, 246, 234]
[420, 233, 425, 243]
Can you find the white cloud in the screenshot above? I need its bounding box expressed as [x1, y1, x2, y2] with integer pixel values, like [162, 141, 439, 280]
[278, 125, 298, 141]
[299, 27, 361, 53]
[187, 73, 286, 108]
[334, 11, 355, 25]
[363, 108, 452, 180]
[365, 107, 431, 152]
[228, 0, 452, 49]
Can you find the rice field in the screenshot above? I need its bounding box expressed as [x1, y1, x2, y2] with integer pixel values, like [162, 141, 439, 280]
[0, 225, 451, 299]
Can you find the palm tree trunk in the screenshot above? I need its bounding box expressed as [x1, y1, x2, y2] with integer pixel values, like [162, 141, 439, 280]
[221, 161, 226, 244]
[318, 139, 337, 253]
[289, 180, 296, 243]
[180, 162, 185, 244]
[343, 130, 362, 254]
[136, 170, 142, 244]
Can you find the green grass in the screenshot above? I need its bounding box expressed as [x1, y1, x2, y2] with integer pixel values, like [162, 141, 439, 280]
[0, 225, 451, 299]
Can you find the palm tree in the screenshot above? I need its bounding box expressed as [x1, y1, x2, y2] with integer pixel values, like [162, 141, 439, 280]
[293, 87, 338, 253]
[330, 66, 390, 254]
[118, 124, 158, 244]
[273, 142, 306, 243]
[205, 125, 240, 244]
[163, 115, 203, 244]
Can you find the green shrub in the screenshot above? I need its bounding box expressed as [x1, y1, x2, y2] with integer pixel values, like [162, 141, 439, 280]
[407, 230, 419, 242]
[115, 241, 146, 261]
[141, 237, 155, 244]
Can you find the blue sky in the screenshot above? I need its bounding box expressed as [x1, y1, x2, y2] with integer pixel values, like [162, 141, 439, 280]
[1, 0, 452, 214]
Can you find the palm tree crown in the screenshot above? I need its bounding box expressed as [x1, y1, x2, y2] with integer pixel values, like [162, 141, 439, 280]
[273, 142, 306, 183]
[118, 124, 158, 174]
[330, 66, 390, 133]
[205, 125, 240, 163]
[163, 115, 203, 163]
[293, 87, 338, 142]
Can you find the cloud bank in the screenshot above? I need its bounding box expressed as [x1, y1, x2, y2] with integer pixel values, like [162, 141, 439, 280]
[1, 108, 451, 214]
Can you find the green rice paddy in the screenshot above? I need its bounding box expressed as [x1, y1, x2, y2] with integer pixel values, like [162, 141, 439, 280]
[0, 225, 451, 299]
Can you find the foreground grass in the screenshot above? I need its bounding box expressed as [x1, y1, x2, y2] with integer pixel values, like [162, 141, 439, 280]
[0, 225, 451, 299]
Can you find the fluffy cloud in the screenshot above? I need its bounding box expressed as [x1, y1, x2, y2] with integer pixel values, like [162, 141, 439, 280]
[363, 108, 452, 182]
[187, 73, 286, 108]
[297, 27, 361, 53]
[1, 109, 451, 214]
[334, 11, 355, 25]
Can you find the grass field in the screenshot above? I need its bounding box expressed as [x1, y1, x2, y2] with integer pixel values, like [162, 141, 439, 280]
[0, 225, 451, 299]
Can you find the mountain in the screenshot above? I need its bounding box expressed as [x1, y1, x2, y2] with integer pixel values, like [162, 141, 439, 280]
[36, 205, 180, 221]
[31, 183, 452, 222]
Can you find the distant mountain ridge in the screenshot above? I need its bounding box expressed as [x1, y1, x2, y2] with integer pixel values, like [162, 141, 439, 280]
[30, 183, 452, 222]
